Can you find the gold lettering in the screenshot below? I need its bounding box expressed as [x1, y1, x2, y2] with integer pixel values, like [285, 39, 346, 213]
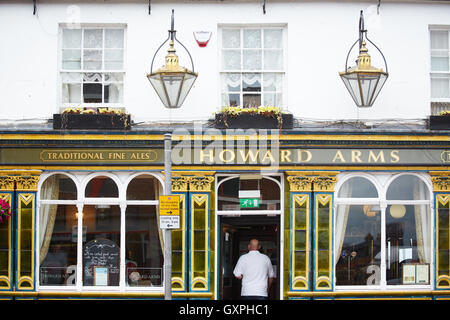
[238, 149, 260, 163]
[200, 149, 214, 163]
[219, 149, 236, 163]
[280, 150, 292, 163]
[332, 150, 346, 163]
[351, 150, 362, 163]
[368, 150, 385, 163]
[262, 150, 275, 163]
[390, 150, 400, 163]
[298, 150, 312, 162]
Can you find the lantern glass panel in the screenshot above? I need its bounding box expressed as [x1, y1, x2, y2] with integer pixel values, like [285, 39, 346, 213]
[148, 74, 170, 107]
[161, 74, 184, 107]
[177, 73, 197, 107]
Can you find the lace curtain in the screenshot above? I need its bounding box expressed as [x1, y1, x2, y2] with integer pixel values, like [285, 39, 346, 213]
[334, 183, 352, 266]
[414, 181, 431, 264]
[39, 176, 60, 264]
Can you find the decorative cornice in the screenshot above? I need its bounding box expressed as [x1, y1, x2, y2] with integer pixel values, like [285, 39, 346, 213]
[286, 172, 339, 193]
[431, 175, 450, 192]
[15, 176, 40, 191]
[287, 176, 314, 192]
[0, 171, 41, 192]
[313, 176, 338, 192]
[171, 176, 190, 192]
[189, 176, 214, 192]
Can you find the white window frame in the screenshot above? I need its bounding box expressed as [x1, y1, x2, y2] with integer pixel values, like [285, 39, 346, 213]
[57, 24, 127, 111]
[37, 171, 166, 293]
[429, 26, 450, 103]
[218, 24, 287, 110]
[334, 172, 435, 292]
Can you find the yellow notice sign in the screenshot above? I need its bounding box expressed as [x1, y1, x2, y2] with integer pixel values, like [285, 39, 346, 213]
[159, 195, 180, 216]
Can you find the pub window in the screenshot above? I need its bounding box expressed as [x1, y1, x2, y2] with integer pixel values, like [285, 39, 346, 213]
[220, 27, 285, 108]
[60, 26, 125, 109]
[38, 172, 164, 291]
[335, 173, 433, 288]
[39, 174, 78, 286]
[125, 175, 163, 287]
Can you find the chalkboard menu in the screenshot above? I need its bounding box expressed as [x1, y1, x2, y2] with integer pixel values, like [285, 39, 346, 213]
[83, 238, 120, 286]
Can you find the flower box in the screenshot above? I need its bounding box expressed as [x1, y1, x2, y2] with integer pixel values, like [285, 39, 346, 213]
[53, 113, 131, 130]
[429, 115, 450, 130]
[214, 112, 293, 129]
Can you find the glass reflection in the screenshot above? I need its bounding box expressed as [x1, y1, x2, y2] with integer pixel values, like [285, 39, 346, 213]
[335, 205, 381, 286]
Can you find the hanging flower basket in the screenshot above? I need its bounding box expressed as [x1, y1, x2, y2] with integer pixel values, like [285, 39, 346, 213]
[53, 108, 131, 130]
[429, 111, 450, 130]
[0, 199, 11, 224]
[214, 106, 293, 129]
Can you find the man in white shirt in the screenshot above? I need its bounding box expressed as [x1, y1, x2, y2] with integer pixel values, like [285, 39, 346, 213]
[233, 238, 275, 300]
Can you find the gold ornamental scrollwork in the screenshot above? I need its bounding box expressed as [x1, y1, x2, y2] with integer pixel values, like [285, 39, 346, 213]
[189, 176, 214, 192]
[15, 176, 40, 191]
[431, 175, 450, 192]
[0, 176, 15, 191]
[287, 176, 314, 192]
[312, 176, 338, 192]
[171, 176, 190, 192]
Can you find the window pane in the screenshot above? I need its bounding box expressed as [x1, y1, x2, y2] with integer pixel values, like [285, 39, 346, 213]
[40, 174, 77, 200]
[221, 73, 241, 92]
[386, 205, 431, 285]
[243, 94, 261, 107]
[105, 29, 124, 49]
[222, 29, 240, 48]
[83, 73, 102, 82]
[243, 73, 261, 92]
[62, 83, 81, 104]
[243, 29, 261, 48]
[82, 205, 121, 286]
[104, 83, 123, 103]
[63, 29, 82, 48]
[264, 50, 283, 70]
[386, 175, 430, 200]
[83, 50, 102, 70]
[338, 177, 378, 198]
[126, 205, 162, 287]
[85, 176, 118, 198]
[243, 50, 262, 70]
[222, 50, 241, 70]
[126, 175, 159, 200]
[335, 204, 381, 286]
[83, 83, 103, 103]
[39, 205, 78, 286]
[104, 49, 124, 70]
[84, 29, 103, 49]
[431, 51, 449, 71]
[105, 73, 124, 82]
[62, 49, 81, 70]
[431, 76, 450, 98]
[431, 30, 449, 50]
[263, 93, 282, 106]
[263, 73, 283, 92]
[222, 93, 240, 106]
[264, 29, 282, 49]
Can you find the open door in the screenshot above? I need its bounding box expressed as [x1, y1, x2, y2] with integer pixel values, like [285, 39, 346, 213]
[219, 215, 280, 300]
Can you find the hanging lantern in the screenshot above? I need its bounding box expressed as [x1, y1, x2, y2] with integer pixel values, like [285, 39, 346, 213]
[339, 11, 388, 107]
[147, 10, 198, 109]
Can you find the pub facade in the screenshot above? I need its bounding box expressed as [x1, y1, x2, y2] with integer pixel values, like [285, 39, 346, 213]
[1, 0, 450, 300]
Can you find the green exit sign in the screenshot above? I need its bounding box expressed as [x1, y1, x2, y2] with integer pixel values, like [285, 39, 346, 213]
[240, 198, 259, 208]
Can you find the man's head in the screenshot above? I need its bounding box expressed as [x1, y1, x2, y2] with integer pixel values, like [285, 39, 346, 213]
[248, 239, 261, 251]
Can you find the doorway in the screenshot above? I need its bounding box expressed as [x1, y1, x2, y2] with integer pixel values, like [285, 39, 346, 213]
[219, 215, 280, 300]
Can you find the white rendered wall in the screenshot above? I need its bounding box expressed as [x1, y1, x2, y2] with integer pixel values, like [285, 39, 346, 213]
[0, 1, 449, 122]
